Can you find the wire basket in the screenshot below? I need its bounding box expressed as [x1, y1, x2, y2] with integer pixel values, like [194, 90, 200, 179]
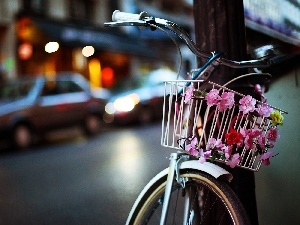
[161, 80, 287, 171]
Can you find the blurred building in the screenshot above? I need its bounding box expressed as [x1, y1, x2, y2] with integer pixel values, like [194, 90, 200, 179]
[0, 0, 190, 88]
[0, 0, 299, 88]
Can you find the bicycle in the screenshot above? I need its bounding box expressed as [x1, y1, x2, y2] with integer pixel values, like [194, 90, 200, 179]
[105, 10, 288, 225]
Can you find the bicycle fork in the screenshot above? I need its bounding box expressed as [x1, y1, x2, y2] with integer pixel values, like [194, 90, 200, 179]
[160, 152, 192, 225]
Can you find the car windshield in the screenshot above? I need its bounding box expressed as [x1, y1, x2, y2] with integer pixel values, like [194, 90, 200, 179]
[0, 80, 35, 100]
[110, 77, 146, 93]
[110, 69, 180, 94]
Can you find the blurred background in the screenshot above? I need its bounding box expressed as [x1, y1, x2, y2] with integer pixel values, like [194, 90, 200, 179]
[0, 0, 299, 224]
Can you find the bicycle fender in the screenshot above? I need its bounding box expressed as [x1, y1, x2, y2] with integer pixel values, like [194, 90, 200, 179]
[180, 160, 233, 182]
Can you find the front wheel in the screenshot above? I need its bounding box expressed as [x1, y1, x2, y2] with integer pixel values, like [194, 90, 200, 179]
[138, 106, 153, 125]
[12, 124, 33, 149]
[84, 114, 101, 135]
[127, 170, 250, 225]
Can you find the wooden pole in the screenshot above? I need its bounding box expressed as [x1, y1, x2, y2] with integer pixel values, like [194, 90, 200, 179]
[193, 0, 248, 85]
[193, 1, 259, 224]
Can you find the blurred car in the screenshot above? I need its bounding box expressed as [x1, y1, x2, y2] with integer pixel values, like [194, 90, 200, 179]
[0, 72, 110, 149]
[104, 68, 183, 125]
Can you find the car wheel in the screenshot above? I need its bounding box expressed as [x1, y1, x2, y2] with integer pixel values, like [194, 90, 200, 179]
[12, 124, 32, 149]
[139, 106, 153, 124]
[84, 114, 101, 135]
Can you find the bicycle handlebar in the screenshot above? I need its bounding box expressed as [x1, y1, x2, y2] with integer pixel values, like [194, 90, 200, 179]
[105, 10, 279, 69]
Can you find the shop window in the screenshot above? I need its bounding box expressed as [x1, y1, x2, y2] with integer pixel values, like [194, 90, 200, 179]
[22, 0, 47, 15]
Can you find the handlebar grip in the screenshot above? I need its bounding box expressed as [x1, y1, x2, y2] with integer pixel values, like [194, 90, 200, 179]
[112, 10, 149, 22]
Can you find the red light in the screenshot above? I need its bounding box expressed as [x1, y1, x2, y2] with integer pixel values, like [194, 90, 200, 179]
[102, 67, 114, 87]
[18, 42, 33, 60]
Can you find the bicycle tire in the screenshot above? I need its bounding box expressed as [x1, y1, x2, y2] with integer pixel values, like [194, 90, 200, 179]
[127, 169, 250, 225]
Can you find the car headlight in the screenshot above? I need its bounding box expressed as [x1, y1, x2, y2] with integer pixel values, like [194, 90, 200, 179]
[105, 93, 140, 114]
[105, 102, 116, 114]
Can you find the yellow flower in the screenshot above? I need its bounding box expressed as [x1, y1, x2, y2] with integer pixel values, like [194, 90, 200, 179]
[270, 110, 284, 126]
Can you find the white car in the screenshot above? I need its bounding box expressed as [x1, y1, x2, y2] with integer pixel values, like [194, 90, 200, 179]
[0, 72, 110, 149]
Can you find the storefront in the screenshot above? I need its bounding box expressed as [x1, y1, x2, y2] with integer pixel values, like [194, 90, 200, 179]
[15, 14, 159, 88]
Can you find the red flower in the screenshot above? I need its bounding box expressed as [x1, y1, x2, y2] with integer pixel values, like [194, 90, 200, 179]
[225, 129, 243, 146]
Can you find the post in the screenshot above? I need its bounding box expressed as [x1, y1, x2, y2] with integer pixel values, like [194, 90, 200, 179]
[193, 1, 259, 224]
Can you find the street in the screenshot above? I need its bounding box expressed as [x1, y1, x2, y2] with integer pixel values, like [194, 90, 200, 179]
[1, 121, 299, 225]
[0, 122, 171, 225]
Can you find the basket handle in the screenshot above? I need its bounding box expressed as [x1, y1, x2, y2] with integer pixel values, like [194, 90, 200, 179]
[222, 73, 272, 87]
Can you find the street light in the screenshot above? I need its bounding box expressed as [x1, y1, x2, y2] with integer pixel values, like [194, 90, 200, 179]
[82, 46, 95, 57]
[45, 42, 59, 53]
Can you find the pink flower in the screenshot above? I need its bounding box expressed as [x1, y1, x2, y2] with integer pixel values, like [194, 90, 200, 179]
[258, 136, 266, 150]
[240, 128, 262, 139]
[198, 148, 211, 163]
[218, 92, 235, 112]
[256, 103, 272, 117]
[186, 137, 199, 156]
[205, 89, 220, 107]
[239, 95, 256, 114]
[260, 152, 275, 166]
[240, 128, 262, 150]
[206, 138, 224, 151]
[189, 148, 199, 156]
[243, 135, 255, 150]
[215, 138, 225, 149]
[200, 138, 227, 163]
[267, 128, 280, 143]
[223, 145, 233, 160]
[226, 153, 240, 168]
[268, 142, 275, 148]
[249, 128, 262, 137]
[184, 85, 194, 103]
[254, 84, 267, 103]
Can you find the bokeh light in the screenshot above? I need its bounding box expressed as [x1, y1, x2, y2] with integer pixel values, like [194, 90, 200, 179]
[45, 42, 59, 53]
[82, 46, 95, 57]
